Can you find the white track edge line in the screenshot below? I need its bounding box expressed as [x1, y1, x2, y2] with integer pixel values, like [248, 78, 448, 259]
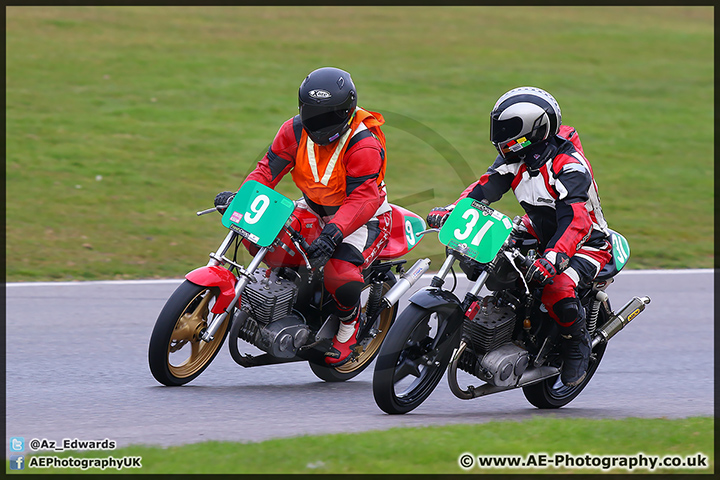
[4, 269, 714, 287]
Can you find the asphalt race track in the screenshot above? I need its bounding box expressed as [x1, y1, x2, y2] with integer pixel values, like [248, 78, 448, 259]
[5, 269, 714, 450]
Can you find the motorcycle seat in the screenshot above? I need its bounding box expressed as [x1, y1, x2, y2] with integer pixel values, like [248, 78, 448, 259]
[594, 229, 626, 282]
[595, 258, 619, 282]
[377, 205, 423, 260]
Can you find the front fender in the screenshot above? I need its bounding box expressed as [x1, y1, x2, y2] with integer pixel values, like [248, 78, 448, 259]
[185, 266, 237, 314]
[407, 287, 465, 355]
[408, 287, 463, 317]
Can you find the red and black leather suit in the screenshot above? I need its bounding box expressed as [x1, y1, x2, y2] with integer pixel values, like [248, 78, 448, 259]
[458, 127, 611, 328]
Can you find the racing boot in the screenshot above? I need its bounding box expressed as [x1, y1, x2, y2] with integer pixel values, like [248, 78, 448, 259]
[325, 307, 360, 367]
[559, 313, 592, 387]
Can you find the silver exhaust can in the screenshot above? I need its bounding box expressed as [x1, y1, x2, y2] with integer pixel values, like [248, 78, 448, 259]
[593, 295, 651, 347]
[382, 258, 431, 308]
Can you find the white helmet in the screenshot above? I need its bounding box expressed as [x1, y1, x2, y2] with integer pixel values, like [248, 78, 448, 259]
[490, 87, 562, 159]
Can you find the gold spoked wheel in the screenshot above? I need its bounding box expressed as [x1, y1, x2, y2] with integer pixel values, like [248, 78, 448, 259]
[149, 281, 230, 386]
[309, 280, 398, 382]
[335, 282, 395, 374]
[167, 288, 228, 378]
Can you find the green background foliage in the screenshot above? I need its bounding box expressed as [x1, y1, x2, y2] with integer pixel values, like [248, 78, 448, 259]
[6, 6, 714, 281]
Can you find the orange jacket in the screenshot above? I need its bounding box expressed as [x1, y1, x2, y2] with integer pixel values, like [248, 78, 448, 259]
[292, 108, 386, 207]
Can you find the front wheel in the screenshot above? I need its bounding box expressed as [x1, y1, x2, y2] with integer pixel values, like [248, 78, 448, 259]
[148, 281, 230, 386]
[372, 304, 460, 414]
[309, 279, 397, 382]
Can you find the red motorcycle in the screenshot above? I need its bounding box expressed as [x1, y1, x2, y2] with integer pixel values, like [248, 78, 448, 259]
[149, 180, 431, 385]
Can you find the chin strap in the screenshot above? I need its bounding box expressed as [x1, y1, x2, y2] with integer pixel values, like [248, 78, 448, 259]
[521, 140, 557, 172]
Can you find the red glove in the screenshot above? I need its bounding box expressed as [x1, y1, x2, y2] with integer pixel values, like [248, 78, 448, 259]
[426, 205, 454, 229]
[526, 256, 557, 286]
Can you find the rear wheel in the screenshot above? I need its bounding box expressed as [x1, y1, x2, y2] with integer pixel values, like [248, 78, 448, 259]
[148, 281, 229, 386]
[522, 302, 610, 409]
[522, 341, 606, 408]
[372, 304, 460, 414]
[309, 279, 397, 382]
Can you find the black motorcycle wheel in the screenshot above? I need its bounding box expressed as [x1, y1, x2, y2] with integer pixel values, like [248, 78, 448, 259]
[309, 279, 397, 382]
[522, 341, 607, 409]
[148, 281, 229, 386]
[373, 304, 460, 414]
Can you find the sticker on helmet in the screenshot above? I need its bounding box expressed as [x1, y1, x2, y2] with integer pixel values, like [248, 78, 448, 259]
[503, 136, 531, 153]
[308, 89, 332, 99]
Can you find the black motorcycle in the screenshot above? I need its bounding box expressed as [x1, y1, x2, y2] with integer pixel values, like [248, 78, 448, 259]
[372, 198, 650, 414]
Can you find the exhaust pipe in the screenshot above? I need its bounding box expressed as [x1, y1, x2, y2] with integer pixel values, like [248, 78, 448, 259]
[382, 258, 431, 308]
[592, 295, 651, 348]
[447, 340, 562, 399]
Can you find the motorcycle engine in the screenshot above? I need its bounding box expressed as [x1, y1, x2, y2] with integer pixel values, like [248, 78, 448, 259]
[459, 296, 529, 387]
[240, 268, 298, 324]
[236, 268, 308, 358]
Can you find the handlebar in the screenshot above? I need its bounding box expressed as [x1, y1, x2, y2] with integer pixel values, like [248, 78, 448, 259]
[197, 202, 317, 272]
[284, 224, 311, 252]
[499, 246, 534, 295]
[197, 201, 305, 249]
[283, 223, 314, 272]
[513, 249, 534, 270]
[417, 228, 440, 236]
[197, 207, 218, 216]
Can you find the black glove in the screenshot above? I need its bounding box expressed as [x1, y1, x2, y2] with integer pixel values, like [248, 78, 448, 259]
[525, 256, 557, 286]
[305, 223, 343, 270]
[214, 191, 235, 214]
[426, 205, 454, 229]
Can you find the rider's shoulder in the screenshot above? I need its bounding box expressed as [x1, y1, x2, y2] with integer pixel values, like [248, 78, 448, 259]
[273, 116, 303, 144]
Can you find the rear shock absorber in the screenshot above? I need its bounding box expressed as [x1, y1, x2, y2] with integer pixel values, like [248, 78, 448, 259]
[587, 298, 601, 335]
[364, 282, 384, 323]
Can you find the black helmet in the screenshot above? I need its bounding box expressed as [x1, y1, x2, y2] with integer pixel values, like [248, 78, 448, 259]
[298, 67, 357, 145]
[490, 86, 562, 160]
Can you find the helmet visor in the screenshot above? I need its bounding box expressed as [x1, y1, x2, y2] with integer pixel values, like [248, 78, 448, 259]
[490, 115, 523, 145]
[300, 104, 350, 135]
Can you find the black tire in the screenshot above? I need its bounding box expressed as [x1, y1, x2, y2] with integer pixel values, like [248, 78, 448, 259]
[372, 304, 459, 414]
[522, 341, 607, 409]
[522, 299, 610, 409]
[309, 279, 398, 382]
[148, 281, 229, 386]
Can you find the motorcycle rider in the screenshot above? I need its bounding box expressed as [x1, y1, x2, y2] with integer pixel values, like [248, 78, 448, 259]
[214, 67, 392, 367]
[426, 87, 612, 386]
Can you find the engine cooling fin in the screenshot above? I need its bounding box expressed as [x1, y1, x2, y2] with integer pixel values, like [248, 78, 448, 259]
[463, 301, 516, 354]
[240, 268, 298, 324]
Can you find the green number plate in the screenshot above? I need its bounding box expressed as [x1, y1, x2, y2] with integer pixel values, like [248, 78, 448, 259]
[404, 215, 426, 250]
[611, 231, 631, 271]
[221, 180, 295, 247]
[438, 198, 513, 263]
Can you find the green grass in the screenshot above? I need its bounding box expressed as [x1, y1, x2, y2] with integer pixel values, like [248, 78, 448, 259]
[7, 416, 714, 474]
[6, 6, 714, 281]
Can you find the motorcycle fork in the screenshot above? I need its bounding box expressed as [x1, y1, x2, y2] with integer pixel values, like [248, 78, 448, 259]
[200, 233, 269, 342]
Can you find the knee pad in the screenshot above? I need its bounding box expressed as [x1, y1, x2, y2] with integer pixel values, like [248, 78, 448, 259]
[324, 258, 364, 310]
[552, 297, 583, 329]
[333, 281, 364, 311]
